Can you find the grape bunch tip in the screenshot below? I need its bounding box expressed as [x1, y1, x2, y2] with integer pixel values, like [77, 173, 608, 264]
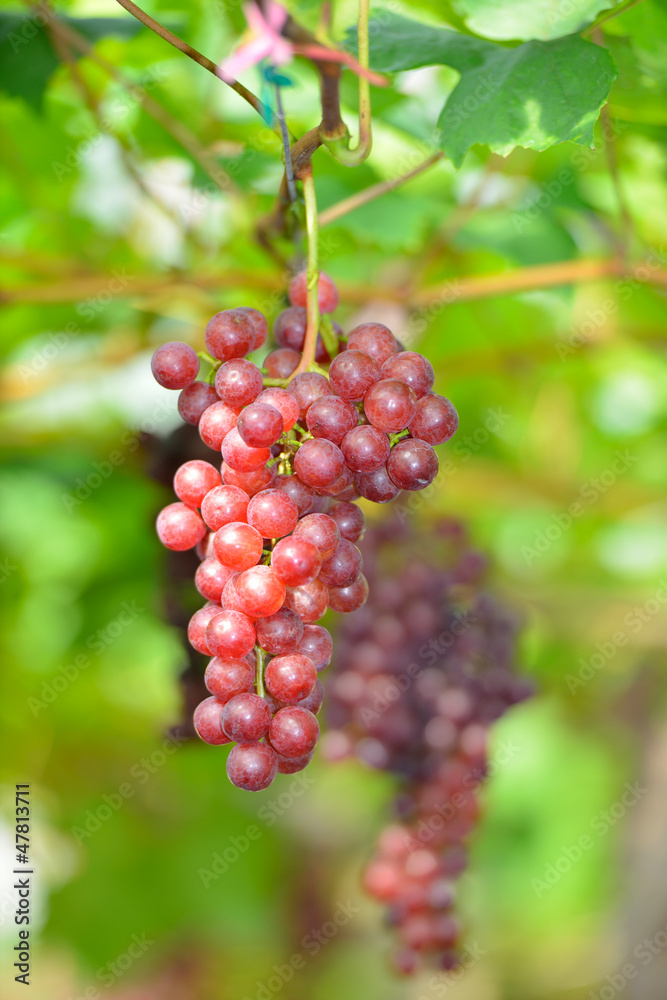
[150, 271, 459, 792]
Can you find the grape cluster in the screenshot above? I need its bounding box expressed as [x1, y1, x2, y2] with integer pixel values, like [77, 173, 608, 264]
[323, 518, 533, 973]
[150, 272, 458, 791]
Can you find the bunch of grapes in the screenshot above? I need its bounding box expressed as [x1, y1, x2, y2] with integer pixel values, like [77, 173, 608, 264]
[322, 518, 533, 973]
[150, 271, 458, 792]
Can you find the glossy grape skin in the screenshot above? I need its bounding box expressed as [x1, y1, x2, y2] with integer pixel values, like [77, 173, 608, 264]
[177, 381, 219, 425]
[151, 341, 199, 389]
[195, 557, 233, 602]
[235, 565, 286, 618]
[318, 538, 363, 588]
[329, 350, 380, 402]
[196, 532, 215, 561]
[328, 501, 365, 543]
[274, 474, 316, 516]
[288, 270, 339, 313]
[188, 603, 222, 654]
[294, 439, 345, 489]
[265, 654, 317, 704]
[213, 521, 263, 571]
[284, 578, 329, 623]
[347, 323, 399, 367]
[214, 359, 263, 409]
[296, 677, 325, 715]
[380, 352, 435, 399]
[256, 387, 299, 431]
[274, 306, 307, 351]
[221, 462, 275, 497]
[222, 428, 271, 473]
[264, 348, 300, 379]
[306, 394, 359, 445]
[269, 706, 320, 757]
[156, 502, 206, 551]
[199, 401, 239, 451]
[340, 425, 390, 473]
[235, 306, 268, 350]
[220, 573, 244, 614]
[193, 696, 230, 745]
[226, 742, 278, 791]
[271, 536, 321, 587]
[222, 693, 271, 742]
[201, 485, 250, 531]
[287, 372, 333, 419]
[364, 379, 418, 434]
[247, 489, 299, 539]
[328, 572, 369, 612]
[205, 609, 256, 659]
[237, 403, 284, 449]
[204, 656, 255, 702]
[276, 751, 313, 774]
[354, 466, 400, 504]
[173, 460, 221, 509]
[387, 439, 439, 490]
[296, 625, 333, 671]
[293, 513, 340, 559]
[255, 608, 304, 655]
[205, 309, 255, 361]
[409, 394, 459, 445]
[314, 465, 356, 499]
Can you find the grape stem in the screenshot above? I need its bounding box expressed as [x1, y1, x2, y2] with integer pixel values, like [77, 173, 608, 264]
[389, 429, 411, 447]
[320, 0, 372, 166]
[290, 168, 321, 377]
[254, 646, 267, 699]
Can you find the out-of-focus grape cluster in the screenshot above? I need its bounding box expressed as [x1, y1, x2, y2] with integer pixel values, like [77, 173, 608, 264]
[323, 518, 533, 973]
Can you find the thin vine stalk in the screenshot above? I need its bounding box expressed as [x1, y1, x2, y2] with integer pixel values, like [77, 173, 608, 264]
[320, 0, 372, 165]
[291, 168, 321, 376]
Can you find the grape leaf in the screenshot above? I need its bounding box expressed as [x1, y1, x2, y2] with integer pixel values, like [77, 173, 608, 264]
[452, 0, 615, 41]
[349, 12, 617, 166]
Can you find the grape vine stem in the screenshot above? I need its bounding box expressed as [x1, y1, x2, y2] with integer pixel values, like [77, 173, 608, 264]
[291, 168, 321, 377]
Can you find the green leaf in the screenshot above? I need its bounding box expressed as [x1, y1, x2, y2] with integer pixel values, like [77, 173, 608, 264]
[355, 12, 492, 73]
[452, 0, 615, 41]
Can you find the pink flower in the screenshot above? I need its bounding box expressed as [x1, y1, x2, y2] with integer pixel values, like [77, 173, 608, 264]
[219, 2, 293, 82]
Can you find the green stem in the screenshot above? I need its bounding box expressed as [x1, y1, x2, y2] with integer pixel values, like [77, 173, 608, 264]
[255, 646, 266, 699]
[389, 428, 411, 447]
[290, 168, 320, 376]
[320, 0, 372, 166]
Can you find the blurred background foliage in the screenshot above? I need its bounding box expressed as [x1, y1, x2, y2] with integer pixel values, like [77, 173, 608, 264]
[0, 0, 666, 998]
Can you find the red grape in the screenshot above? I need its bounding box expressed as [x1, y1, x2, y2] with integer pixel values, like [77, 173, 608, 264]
[265, 654, 317, 704]
[271, 535, 321, 586]
[318, 538, 363, 588]
[274, 306, 307, 351]
[314, 464, 354, 498]
[364, 379, 418, 434]
[274, 474, 316, 516]
[380, 352, 434, 399]
[214, 358, 263, 409]
[193, 696, 230, 745]
[156, 502, 206, 551]
[195, 557, 233, 602]
[276, 752, 313, 774]
[237, 403, 284, 448]
[255, 608, 304, 655]
[269, 706, 320, 757]
[294, 439, 345, 489]
[347, 323, 399, 366]
[226, 742, 277, 791]
[306, 394, 359, 445]
[199, 401, 239, 451]
[204, 657, 255, 702]
[328, 572, 369, 612]
[205, 609, 256, 659]
[293, 513, 340, 559]
[213, 521, 263, 571]
[222, 427, 271, 472]
[295, 678, 325, 715]
[201, 484, 250, 531]
[287, 372, 332, 419]
[222, 692, 271, 742]
[409, 394, 458, 445]
[235, 565, 286, 618]
[221, 462, 275, 497]
[247, 489, 299, 539]
[328, 501, 365, 542]
[340, 425, 390, 473]
[195, 532, 215, 561]
[205, 309, 255, 361]
[284, 578, 329, 622]
[354, 466, 400, 504]
[387, 439, 439, 490]
[288, 270, 339, 314]
[177, 381, 218, 425]
[329, 350, 380, 402]
[256, 387, 299, 431]
[173, 460, 221, 509]
[296, 624, 333, 670]
[235, 306, 268, 350]
[151, 341, 199, 389]
[188, 603, 222, 655]
[264, 348, 300, 379]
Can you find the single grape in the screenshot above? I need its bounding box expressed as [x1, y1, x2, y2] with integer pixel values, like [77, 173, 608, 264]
[222, 427, 271, 472]
[284, 578, 329, 623]
[274, 474, 316, 516]
[276, 751, 313, 774]
[226, 742, 278, 791]
[354, 466, 400, 504]
[214, 358, 263, 410]
[193, 696, 230, 745]
[387, 439, 439, 491]
[173, 460, 221, 509]
[221, 462, 275, 497]
[380, 351, 435, 399]
[195, 532, 215, 561]
[287, 372, 333, 419]
[328, 572, 369, 612]
[151, 341, 199, 389]
[201, 484, 250, 531]
[177, 381, 219, 425]
[247, 489, 299, 539]
[293, 513, 340, 559]
[237, 403, 284, 449]
[347, 323, 399, 367]
[222, 692, 271, 742]
[213, 521, 263, 571]
[204, 656, 255, 702]
[329, 350, 380, 402]
[156, 502, 206, 551]
[264, 348, 300, 379]
[195, 557, 234, 602]
[220, 573, 244, 614]
[205, 610, 256, 659]
[274, 306, 307, 351]
[235, 306, 268, 350]
[296, 678, 325, 715]
[294, 438, 345, 489]
[205, 309, 255, 361]
[364, 379, 418, 434]
[269, 706, 320, 757]
[340, 425, 390, 473]
[265, 654, 317, 704]
[188, 603, 222, 655]
[199, 401, 239, 451]
[255, 608, 304, 655]
[306, 394, 359, 445]
[296, 624, 333, 670]
[256, 387, 299, 431]
[288, 270, 339, 314]
[409, 394, 458, 445]
[235, 565, 286, 618]
[328, 501, 365, 543]
[271, 536, 321, 586]
[318, 538, 363, 588]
